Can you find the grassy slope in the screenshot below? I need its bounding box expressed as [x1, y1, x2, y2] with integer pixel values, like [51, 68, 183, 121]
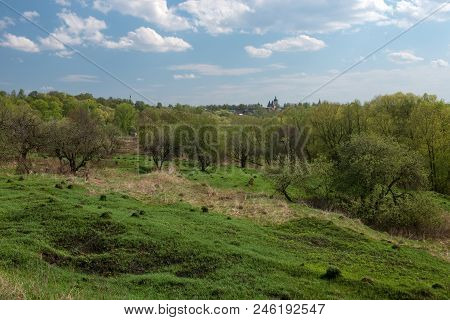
[0, 164, 449, 300]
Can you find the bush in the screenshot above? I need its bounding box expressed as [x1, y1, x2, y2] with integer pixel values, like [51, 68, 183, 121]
[375, 194, 447, 238]
[321, 266, 341, 280]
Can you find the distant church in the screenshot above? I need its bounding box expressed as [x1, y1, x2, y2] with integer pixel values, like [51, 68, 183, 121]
[267, 97, 280, 111]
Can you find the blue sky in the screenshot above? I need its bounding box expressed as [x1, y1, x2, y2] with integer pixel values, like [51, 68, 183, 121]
[0, 0, 450, 105]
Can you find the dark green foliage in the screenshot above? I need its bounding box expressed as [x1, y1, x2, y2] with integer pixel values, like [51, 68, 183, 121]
[432, 283, 444, 290]
[201, 206, 209, 213]
[131, 212, 140, 218]
[321, 266, 342, 280]
[100, 212, 112, 219]
[99, 195, 107, 201]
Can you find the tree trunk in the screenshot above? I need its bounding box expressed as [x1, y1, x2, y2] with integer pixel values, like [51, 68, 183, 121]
[16, 151, 30, 174]
[240, 155, 247, 168]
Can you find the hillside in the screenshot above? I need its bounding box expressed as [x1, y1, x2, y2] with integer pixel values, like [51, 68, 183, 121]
[0, 157, 448, 300]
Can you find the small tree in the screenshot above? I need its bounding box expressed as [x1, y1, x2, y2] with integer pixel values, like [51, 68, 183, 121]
[2, 105, 44, 173]
[114, 103, 137, 135]
[102, 124, 122, 156]
[139, 125, 177, 171]
[228, 124, 262, 168]
[337, 134, 429, 228]
[47, 109, 106, 174]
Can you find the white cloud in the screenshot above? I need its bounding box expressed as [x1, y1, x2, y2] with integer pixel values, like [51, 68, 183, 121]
[22, 11, 40, 22]
[0, 33, 40, 52]
[84, 0, 450, 38]
[104, 27, 192, 52]
[228, 0, 395, 34]
[40, 86, 55, 92]
[55, 0, 71, 6]
[431, 58, 449, 68]
[93, 0, 191, 31]
[388, 51, 424, 64]
[389, 0, 450, 27]
[55, 49, 75, 58]
[174, 74, 196, 80]
[245, 46, 272, 58]
[246, 35, 326, 58]
[169, 64, 262, 76]
[264, 35, 326, 52]
[39, 10, 108, 53]
[38, 11, 191, 55]
[354, 0, 393, 13]
[60, 74, 99, 83]
[179, 0, 253, 34]
[0, 17, 14, 30]
[88, 0, 408, 35]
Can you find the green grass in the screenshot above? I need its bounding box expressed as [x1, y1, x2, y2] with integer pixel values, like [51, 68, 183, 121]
[180, 165, 275, 194]
[426, 191, 450, 213]
[0, 173, 449, 299]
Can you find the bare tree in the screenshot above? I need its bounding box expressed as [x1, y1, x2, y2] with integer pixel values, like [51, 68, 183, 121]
[2, 105, 44, 173]
[47, 109, 106, 174]
[140, 126, 177, 171]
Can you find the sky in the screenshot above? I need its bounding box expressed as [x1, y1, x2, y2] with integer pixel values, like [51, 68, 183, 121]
[0, 0, 450, 105]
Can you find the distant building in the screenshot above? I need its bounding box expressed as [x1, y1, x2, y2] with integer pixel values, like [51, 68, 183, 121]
[267, 96, 280, 111]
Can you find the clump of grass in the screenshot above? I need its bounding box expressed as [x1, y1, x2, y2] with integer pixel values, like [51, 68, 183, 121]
[361, 277, 374, 285]
[321, 266, 342, 280]
[99, 195, 107, 201]
[67, 185, 74, 190]
[100, 212, 112, 219]
[55, 184, 63, 189]
[432, 283, 444, 289]
[201, 206, 209, 213]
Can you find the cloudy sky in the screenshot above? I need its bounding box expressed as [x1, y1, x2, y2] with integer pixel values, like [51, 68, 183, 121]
[0, 0, 450, 105]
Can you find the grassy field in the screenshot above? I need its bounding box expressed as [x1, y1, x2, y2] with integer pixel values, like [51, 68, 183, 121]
[0, 157, 449, 300]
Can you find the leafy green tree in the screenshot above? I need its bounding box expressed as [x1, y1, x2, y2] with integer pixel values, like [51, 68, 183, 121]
[31, 99, 63, 120]
[337, 134, 427, 199]
[114, 103, 137, 135]
[309, 102, 364, 159]
[410, 101, 449, 193]
[336, 134, 429, 227]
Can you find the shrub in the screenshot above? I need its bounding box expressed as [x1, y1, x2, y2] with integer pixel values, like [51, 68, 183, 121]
[375, 194, 447, 238]
[321, 266, 341, 280]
